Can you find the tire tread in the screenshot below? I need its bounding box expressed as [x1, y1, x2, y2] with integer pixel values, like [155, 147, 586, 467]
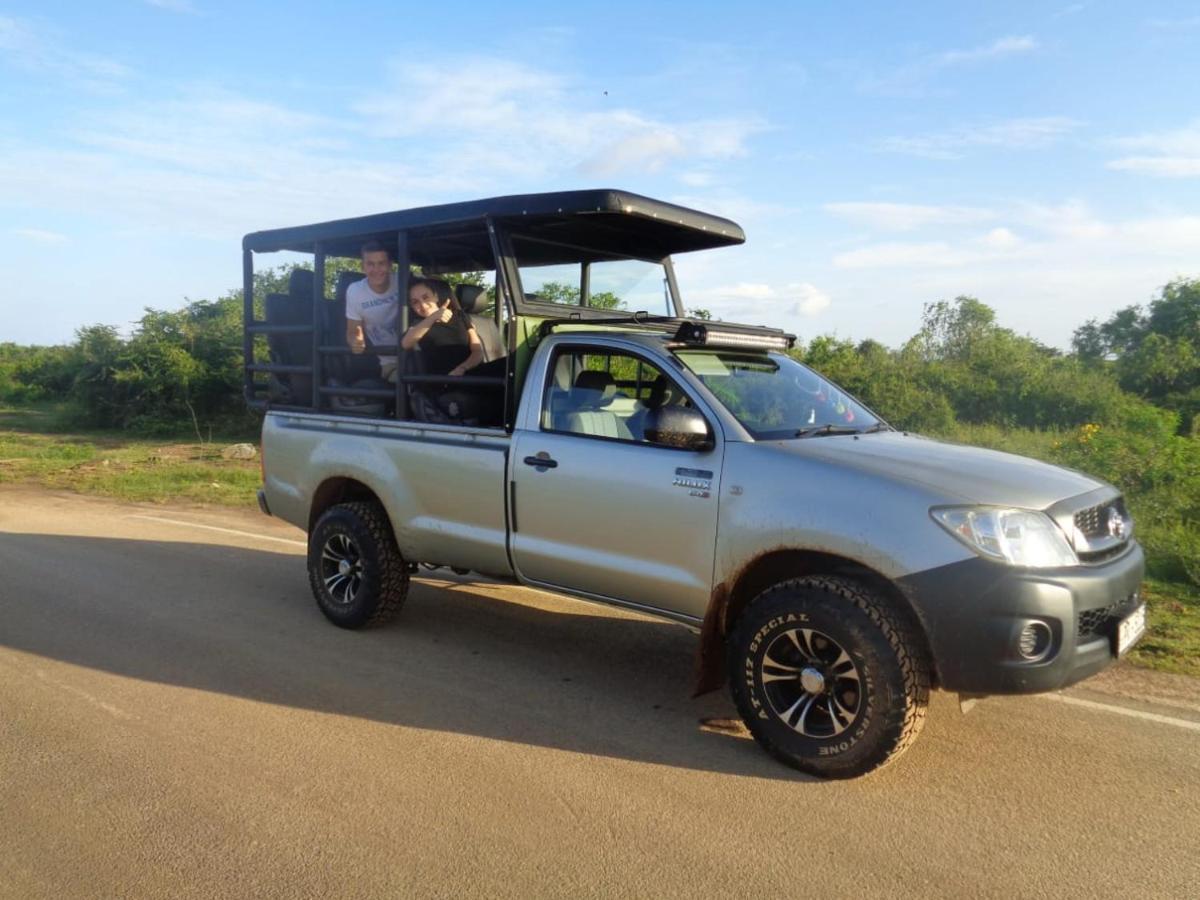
[730, 574, 931, 777]
[308, 500, 409, 628]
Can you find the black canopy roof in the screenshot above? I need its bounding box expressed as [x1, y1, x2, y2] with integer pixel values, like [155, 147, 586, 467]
[242, 189, 745, 268]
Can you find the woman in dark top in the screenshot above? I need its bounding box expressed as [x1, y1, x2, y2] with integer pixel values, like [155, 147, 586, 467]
[400, 277, 482, 376]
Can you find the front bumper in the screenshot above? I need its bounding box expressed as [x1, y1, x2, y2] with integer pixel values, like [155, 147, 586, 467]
[898, 542, 1145, 694]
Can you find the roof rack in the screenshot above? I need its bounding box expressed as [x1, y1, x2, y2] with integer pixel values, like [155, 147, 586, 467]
[536, 312, 679, 340]
[535, 315, 796, 350]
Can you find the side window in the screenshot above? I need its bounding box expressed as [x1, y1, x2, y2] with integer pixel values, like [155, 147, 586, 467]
[541, 348, 695, 443]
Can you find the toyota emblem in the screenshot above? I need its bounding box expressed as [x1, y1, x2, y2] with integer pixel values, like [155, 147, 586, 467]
[1107, 507, 1126, 539]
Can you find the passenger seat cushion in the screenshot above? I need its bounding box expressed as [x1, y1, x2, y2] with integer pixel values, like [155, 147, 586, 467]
[564, 410, 633, 440]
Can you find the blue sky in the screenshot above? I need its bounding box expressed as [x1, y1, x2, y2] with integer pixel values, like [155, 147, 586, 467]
[2, 1, 1199, 350]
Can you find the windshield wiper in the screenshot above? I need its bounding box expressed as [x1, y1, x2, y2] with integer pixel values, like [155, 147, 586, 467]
[794, 424, 861, 438]
[860, 422, 893, 434]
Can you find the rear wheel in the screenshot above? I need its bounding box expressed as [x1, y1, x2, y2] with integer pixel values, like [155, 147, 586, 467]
[727, 575, 930, 779]
[308, 501, 409, 628]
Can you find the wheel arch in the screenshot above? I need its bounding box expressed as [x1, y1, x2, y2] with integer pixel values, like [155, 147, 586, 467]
[308, 477, 384, 533]
[693, 549, 938, 695]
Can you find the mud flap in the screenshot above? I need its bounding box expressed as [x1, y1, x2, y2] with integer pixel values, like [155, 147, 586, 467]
[691, 584, 729, 697]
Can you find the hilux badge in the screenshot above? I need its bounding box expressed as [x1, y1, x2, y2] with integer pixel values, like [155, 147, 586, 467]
[1107, 507, 1126, 539]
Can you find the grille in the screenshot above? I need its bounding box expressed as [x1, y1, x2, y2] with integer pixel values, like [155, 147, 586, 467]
[1077, 592, 1141, 643]
[1074, 498, 1127, 539]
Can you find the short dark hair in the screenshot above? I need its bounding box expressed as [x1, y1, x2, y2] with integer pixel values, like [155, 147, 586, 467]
[360, 240, 389, 257]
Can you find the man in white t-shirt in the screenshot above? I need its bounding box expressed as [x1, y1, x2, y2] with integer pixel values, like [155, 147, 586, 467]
[345, 241, 399, 378]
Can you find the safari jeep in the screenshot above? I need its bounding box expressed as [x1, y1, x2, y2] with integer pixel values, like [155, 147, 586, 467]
[244, 190, 1145, 778]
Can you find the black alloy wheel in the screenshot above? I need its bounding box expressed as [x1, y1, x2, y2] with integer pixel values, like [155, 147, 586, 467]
[307, 501, 409, 629]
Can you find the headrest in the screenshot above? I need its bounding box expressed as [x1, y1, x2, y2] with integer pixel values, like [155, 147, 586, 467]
[264, 292, 310, 325]
[289, 267, 315, 298]
[456, 284, 487, 314]
[335, 270, 362, 302]
[573, 370, 616, 406]
[645, 375, 677, 410]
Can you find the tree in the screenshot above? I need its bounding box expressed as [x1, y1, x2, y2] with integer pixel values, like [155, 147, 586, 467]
[1074, 278, 1200, 431]
[1148, 278, 1200, 342]
[914, 296, 997, 362]
[533, 281, 624, 310]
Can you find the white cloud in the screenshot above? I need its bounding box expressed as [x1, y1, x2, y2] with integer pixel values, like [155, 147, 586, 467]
[810, 201, 1200, 349]
[879, 117, 1081, 160]
[687, 281, 832, 319]
[720, 283, 776, 300]
[830, 203, 1200, 273]
[1107, 121, 1200, 178]
[833, 242, 977, 269]
[979, 227, 1021, 250]
[824, 202, 994, 231]
[1147, 16, 1200, 28]
[144, 0, 199, 13]
[356, 60, 761, 181]
[0, 15, 131, 88]
[0, 59, 764, 243]
[862, 35, 1039, 96]
[1108, 156, 1200, 177]
[790, 283, 832, 315]
[11, 227, 67, 243]
[1020, 200, 1112, 240]
[679, 170, 715, 187]
[936, 35, 1038, 66]
[1054, 4, 1088, 18]
[1120, 216, 1200, 251]
[1111, 120, 1200, 154]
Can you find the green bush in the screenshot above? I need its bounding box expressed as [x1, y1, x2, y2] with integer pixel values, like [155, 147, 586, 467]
[1049, 414, 1200, 585]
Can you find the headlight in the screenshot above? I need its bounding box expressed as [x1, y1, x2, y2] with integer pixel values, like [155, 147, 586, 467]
[931, 507, 1078, 568]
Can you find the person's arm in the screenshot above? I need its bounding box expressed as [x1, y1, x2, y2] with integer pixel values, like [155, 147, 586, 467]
[449, 327, 485, 377]
[346, 318, 366, 354]
[401, 307, 452, 350]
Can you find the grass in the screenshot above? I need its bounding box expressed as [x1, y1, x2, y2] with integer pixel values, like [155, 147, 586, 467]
[0, 404, 260, 506]
[1, 403, 1195, 678]
[1127, 579, 1200, 678]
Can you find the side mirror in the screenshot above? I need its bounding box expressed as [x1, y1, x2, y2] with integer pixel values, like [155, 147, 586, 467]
[645, 407, 714, 452]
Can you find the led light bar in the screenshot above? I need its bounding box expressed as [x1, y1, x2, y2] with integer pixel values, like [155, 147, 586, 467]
[673, 321, 795, 350]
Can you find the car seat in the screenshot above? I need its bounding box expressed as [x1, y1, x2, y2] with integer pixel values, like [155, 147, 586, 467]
[627, 374, 681, 441]
[263, 269, 316, 404]
[455, 284, 505, 362]
[564, 370, 632, 440]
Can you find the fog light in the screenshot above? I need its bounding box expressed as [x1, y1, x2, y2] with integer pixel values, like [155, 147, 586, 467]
[1016, 621, 1053, 662]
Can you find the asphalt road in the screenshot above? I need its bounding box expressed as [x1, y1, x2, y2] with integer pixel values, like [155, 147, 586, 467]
[2, 487, 1198, 899]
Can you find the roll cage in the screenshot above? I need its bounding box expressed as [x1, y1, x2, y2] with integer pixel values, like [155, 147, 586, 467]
[241, 189, 785, 430]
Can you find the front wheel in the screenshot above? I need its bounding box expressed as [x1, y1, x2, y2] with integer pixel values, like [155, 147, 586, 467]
[308, 501, 409, 628]
[727, 575, 930, 779]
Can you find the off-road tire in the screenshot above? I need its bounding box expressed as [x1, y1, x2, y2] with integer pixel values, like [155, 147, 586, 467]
[727, 575, 930, 779]
[308, 501, 409, 629]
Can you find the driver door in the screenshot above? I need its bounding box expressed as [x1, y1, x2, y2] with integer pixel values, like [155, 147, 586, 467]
[509, 346, 722, 621]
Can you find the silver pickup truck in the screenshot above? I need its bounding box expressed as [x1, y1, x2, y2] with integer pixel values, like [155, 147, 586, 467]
[245, 190, 1145, 778]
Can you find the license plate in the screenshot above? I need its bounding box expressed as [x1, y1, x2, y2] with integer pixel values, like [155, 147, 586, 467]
[1117, 604, 1147, 656]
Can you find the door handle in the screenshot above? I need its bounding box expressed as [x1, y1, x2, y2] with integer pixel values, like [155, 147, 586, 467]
[523, 453, 558, 469]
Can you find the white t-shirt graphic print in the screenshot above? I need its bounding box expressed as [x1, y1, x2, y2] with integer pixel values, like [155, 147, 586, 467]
[345, 274, 399, 368]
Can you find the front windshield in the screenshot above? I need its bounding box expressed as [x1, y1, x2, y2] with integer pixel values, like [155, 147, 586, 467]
[675, 350, 883, 440]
